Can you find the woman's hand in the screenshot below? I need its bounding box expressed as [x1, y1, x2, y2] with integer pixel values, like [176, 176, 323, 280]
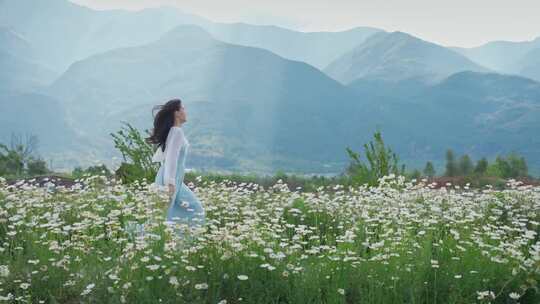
[168, 184, 176, 197]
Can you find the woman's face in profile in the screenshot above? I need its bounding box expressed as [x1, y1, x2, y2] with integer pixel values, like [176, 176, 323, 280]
[176, 104, 187, 123]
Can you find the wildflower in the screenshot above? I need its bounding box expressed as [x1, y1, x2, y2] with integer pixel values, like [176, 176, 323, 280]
[477, 290, 495, 300]
[237, 275, 248, 281]
[195, 283, 208, 290]
[20, 283, 30, 290]
[0, 265, 9, 277]
[81, 283, 95, 296]
[337, 288, 345, 295]
[509, 292, 521, 300]
[169, 276, 179, 287]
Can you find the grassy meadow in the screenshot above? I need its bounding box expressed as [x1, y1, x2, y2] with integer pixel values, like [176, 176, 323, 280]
[0, 174, 539, 303]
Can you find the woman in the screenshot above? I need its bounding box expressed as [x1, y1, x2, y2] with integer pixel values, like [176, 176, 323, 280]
[146, 98, 206, 236]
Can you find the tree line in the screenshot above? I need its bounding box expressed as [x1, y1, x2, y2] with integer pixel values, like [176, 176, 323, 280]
[0, 126, 535, 189]
[0, 134, 49, 177]
[411, 149, 529, 180]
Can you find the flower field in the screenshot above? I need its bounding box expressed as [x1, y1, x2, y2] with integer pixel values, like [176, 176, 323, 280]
[0, 175, 539, 303]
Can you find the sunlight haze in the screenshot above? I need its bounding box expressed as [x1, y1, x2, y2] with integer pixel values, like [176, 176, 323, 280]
[69, 0, 540, 47]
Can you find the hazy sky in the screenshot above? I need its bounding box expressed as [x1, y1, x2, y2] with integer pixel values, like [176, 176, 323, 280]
[70, 0, 540, 48]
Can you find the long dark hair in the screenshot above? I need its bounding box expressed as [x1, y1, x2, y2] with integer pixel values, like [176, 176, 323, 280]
[145, 98, 182, 152]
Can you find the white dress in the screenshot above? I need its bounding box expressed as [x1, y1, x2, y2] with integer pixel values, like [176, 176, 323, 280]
[151, 126, 205, 235]
[151, 126, 189, 186]
[128, 127, 206, 240]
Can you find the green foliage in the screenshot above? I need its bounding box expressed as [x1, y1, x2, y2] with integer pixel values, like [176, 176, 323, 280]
[273, 169, 288, 182]
[410, 169, 422, 180]
[26, 157, 49, 175]
[445, 149, 457, 177]
[102, 121, 535, 191]
[506, 153, 528, 178]
[488, 153, 528, 179]
[345, 130, 406, 186]
[486, 162, 504, 178]
[474, 157, 488, 175]
[423, 161, 436, 177]
[495, 156, 511, 178]
[443, 149, 530, 181]
[183, 170, 352, 193]
[458, 154, 473, 176]
[0, 143, 23, 176]
[72, 164, 112, 179]
[0, 133, 49, 178]
[107, 123, 349, 191]
[110, 121, 159, 184]
[2, 168, 539, 303]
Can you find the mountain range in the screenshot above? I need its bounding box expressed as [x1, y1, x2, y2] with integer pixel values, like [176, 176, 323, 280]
[46, 25, 380, 172]
[1, 0, 539, 175]
[325, 31, 488, 84]
[0, 28, 55, 92]
[453, 37, 540, 82]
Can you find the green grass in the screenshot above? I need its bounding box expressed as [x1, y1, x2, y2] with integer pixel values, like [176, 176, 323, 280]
[0, 175, 539, 303]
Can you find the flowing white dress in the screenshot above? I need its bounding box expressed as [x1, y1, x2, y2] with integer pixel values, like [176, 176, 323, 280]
[122, 126, 206, 240]
[128, 126, 206, 237]
[151, 126, 206, 235]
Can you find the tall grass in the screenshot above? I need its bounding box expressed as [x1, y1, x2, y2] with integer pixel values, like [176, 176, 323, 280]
[0, 175, 538, 303]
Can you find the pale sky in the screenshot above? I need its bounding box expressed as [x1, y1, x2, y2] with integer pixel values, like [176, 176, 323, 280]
[69, 0, 540, 48]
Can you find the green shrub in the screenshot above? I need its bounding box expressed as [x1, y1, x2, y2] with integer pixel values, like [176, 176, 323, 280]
[72, 164, 112, 179]
[0, 134, 50, 178]
[345, 130, 406, 186]
[26, 157, 49, 175]
[110, 121, 159, 184]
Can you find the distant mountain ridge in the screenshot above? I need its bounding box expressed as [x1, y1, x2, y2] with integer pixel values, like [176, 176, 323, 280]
[0, 28, 56, 92]
[324, 31, 488, 84]
[0, 0, 211, 73]
[453, 36, 540, 81]
[44, 26, 540, 174]
[0, 0, 383, 74]
[513, 48, 540, 81]
[45, 25, 380, 173]
[346, 71, 540, 173]
[202, 23, 382, 69]
[1, 0, 539, 175]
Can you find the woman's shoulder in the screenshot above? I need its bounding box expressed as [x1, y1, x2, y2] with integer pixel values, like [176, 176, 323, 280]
[168, 126, 186, 141]
[169, 126, 184, 135]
